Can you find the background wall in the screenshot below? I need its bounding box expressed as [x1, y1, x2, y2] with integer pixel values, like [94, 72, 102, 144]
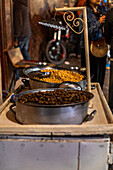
[28, 0, 84, 61]
[29, 0, 65, 61]
[30, 0, 64, 18]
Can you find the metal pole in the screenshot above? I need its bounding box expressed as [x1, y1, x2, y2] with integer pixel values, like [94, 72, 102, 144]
[55, 7, 86, 12]
[83, 7, 91, 93]
[55, 7, 91, 93]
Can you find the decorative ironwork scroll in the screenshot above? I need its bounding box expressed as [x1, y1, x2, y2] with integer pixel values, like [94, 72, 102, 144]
[63, 11, 84, 34]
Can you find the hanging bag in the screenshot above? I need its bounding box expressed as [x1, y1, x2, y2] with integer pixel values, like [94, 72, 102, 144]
[90, 37, 108, 57]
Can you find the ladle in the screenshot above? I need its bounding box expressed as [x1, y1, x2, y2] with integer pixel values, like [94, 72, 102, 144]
[36, 71, 51, 78]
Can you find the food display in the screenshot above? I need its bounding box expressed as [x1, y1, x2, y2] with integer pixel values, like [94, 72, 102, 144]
[18, 89, 91, 105]
[23, 66, 87, 90]
[34, 69, 84, 83]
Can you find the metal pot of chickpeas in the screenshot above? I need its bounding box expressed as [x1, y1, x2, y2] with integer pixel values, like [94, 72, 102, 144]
[23, 66, 87, 90]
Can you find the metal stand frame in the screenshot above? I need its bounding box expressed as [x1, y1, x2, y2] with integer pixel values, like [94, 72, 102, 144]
[55, 7, 91, 93]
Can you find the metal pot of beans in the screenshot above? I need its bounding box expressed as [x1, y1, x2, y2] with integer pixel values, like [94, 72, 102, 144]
[23, 66, 87, 90]
[10, 88, 94, 125]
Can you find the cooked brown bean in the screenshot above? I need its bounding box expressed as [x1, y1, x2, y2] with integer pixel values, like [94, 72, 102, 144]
[19, 89, 90, 105]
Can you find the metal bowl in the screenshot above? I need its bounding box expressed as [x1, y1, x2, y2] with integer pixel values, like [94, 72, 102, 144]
[11, 88, 94, 125]
[23, 66, 87, 90]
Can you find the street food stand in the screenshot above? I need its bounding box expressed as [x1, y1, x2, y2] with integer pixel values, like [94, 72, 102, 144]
[0, 5, 113, 170]
[0, 83, 113, 170]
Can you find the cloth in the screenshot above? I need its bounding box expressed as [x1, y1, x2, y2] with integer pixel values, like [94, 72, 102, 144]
[80, 47, 107, 89]
[98, 5, 109, 16]
[104, 8, 113, 57]
[13, 0, 31, 43]
[13, 0, 31, 80]
[18, 35, 31, 60]
[79, 7, 103, 48]
[79, 6, 108, 89]
[104, 8, 113, 109]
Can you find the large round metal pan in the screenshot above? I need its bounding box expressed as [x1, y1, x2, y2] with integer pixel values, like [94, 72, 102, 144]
[23, 66, 87, 90]
[12, 88, 94, 125]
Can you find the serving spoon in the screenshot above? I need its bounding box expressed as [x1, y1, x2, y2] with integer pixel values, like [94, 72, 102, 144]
[36, 71, 51, 78]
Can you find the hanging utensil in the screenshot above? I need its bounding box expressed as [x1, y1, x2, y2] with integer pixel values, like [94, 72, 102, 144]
[38, 20, 66, 30]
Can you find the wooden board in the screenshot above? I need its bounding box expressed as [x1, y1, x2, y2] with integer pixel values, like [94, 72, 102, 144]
[7, 47, 24, 66]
